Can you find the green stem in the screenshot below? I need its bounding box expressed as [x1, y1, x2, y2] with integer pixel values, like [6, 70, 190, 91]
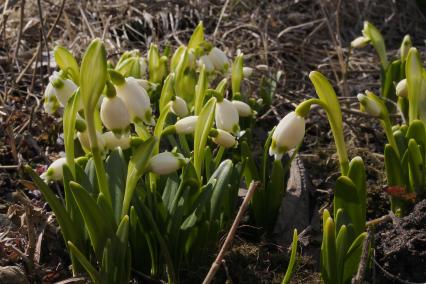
[381, 114, 400, 158]
[86, 114, 111, 206]
[296, 98, 349, 175]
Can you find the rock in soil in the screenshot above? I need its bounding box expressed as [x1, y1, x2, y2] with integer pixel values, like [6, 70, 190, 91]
[375, 199, 426, 283]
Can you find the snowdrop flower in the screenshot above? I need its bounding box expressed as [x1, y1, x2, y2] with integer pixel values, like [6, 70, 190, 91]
[211, 129, 237, 148]
[100, 95, 131, 136]
[102, 131, 131, 150]
[171, 96, 189, 117]
[40, 157, 67, 182]
[43, 84, 60, 114]
[77, 130, 105, 151]
[232, 100, 252, 117]
[215, 98, 240, 134]
[148, 152, 189, 175]
[351, 36, 370, 49]
[357, 93, 382, 117]
[199, 55, 215, 73]
[175, 116, 198, 134]
[208, 47, 229, 71]
[48, 71, 78, 107]
[116, 77, 155, 126]
[269, 111, 305, 160]
[395, 79, 408, 98]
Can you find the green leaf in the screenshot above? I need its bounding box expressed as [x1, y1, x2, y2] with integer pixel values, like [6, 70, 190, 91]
[63, 90, 80, 177]
[70, 181, 114, 259]
[363, 21, 388, 69]
[106, 149, 127, 223]
[335, 225, 349, 283]
[282, 229, 298, 284]
[406, 120, 426, 157]
[24, 166, 77, 245]
[406, 48, 423, 123]
[382, 60, 401, 103]
[241, 140, 260, 186]
[264, 159, 285, 231]
[407, 138, 424, 191]
[159, 73, 175, 112]
[54, 46, 80, 85]
[80, 39, 107, 113]
[210, 159, 233, 220]
[347, 157, 366, 233]
[231, 54, 244, 98]
[68, 241, 100, 283]
[170, 45, 186, 72]
[321, 217, 338, 284]
[194, 65, 207, 115]
[309, 71, 348, 174]
[122, 137, 156, 217]
[342, 232, 367, 283]
[188, 22, 204, 49]
[174, 48, 189, 99]
[394, 130, 408, 157]
[194, 97, 216, 180]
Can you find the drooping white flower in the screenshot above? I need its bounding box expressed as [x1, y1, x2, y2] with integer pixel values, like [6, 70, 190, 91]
[48, 71, 78, 107]
[102, 131, 131, 150]
[215, 98, 240, 134]
[395, 79, 408, 98]
[232, 100, 252, 117]
[199, 55, 215, 73]
[357, 93, 382, 117]
[350, 36, 370, 48]
[40, 157, 67, 182]
[170, 96, 189, 117]
[211, 129, 237, 148]
[116, 77, 155, 125]
[43, 83, 60, 114]
[148, 152, 189, 175]
[208, 47, 229, 71]
[175, 116, 198, 134]
[100, 95, 131, 135]
[269, 111, 305, 160]
[77, 130, 104, 151]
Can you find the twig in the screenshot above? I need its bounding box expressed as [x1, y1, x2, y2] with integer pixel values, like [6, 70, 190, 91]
[12, 0, 25, 63]
[352, 229, 371, 284]
[366, 214, 392, 227]
[202, 181, 259, 284]
[372, 256, 426, 284]
[212, 0, 230, 41]
[37, 0, 50, 75]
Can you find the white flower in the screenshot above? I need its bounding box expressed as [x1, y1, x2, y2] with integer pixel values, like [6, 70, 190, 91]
[171, 96, 189, 117]
[77, 130, 104, 151]
[212, 129, 237, 148]
[243, 67, 254, 78]
[100, 95, 131, 135]
[43, 84, 60, 114]
[102, 131, 131, 150]
[48, 71, 78, 107]
[175, 116, 198, 134]
[199, 55, 215, 73]
[357, 93, 381, 117]
[350, 36, 370, 48]
[148, 152, 189, 175]
[116, 77, 155, 125]
[395, 79, 408, 98]
[232, 100, 252, 117]
[40, 157, 67, 182]
[215, 98, 240, 134]
[269, 111, 305, 160]
[208, 47, 229, 71]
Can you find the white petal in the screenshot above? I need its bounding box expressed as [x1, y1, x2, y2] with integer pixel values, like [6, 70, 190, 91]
[215, 99, 240, 134]
[175, 116, 198, 134]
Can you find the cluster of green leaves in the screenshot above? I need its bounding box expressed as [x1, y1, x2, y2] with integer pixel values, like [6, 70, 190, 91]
[353, 22, 426, 215]
[28, 22, 295, 283]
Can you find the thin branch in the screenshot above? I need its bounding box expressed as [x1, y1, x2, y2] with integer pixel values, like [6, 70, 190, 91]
[352, 229, 371, 284]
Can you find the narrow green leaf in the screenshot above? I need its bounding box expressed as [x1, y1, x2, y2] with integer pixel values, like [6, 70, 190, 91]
[63, 90, 80, 177]
[194, 65, 207, 115]
[194, 97, 216, 179]
[406, 48, 422, 123]
[159, 73, 175, 112]
[231, 54, 244, 98]
[363, 21, 388, 69]
[54, 46, 80, 85]
[105, 149, 127, 223]
[282, 229, 298, 284]
[321, 217, 338, 284]
[68, 241, 100, 283]
[342, 232, 367, 283]
[335, 225, 349, 283]
[188, 22, 204, 49]
[347, 157, 366, 233]
[210, 160, 233, 220]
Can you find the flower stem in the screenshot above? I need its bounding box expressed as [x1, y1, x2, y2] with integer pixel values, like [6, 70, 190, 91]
[381, 114, 400, 158]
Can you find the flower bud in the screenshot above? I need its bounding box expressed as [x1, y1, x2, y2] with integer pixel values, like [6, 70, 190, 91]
[43, 84, 60, 114]
[171, 96, 189, 117]
[148, 152, 189, 175]
[396, 79, 408, 98]
[199, 55, 215, 73]
[350, 36, 370, 49]
[48, 71, 78, 107]
[211, 129, 237, 148]
[175, 116, 198, 134]
[77, 130, 104, 151]
[208, 47, 229, 71]
[40, 157, 67, 182]
[100, 95, 131, 135]
[357, 93, 382, 117]
[269, 111, 305, 160]
[215, 98, 240, 134]
[243, 67, 254, 78]
[102, 131, 131, 150]
[232, 100, 252, 117]
[400, 35, 412, 62]
[116, 77, 155, 125]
